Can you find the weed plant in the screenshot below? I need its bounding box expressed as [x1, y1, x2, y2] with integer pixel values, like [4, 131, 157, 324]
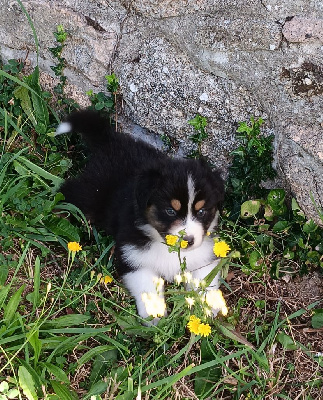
[0, 13, 322, 399]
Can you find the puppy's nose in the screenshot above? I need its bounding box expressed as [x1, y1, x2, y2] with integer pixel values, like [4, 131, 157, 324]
[183, 235, 194, 246]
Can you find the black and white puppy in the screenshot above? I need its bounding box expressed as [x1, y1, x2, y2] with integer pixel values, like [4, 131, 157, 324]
[57, 111, 225, 320]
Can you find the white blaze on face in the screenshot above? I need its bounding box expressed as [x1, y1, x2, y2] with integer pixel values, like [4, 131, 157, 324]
[170, 174, 204, 249]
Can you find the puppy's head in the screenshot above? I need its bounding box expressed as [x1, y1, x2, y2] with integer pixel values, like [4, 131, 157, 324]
[135, 159, 224, 249]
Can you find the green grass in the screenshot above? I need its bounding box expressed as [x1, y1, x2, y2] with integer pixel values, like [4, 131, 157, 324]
[0, 22, 323, 400]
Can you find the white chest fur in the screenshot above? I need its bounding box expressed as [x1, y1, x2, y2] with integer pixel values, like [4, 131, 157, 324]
[120, 236, 216, 281]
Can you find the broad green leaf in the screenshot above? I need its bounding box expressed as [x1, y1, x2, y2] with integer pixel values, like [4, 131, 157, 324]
[194, 340, 221, 398]
[6, 388, 20, 399]
[267, 189, 285, 207]
[0, 264, 8, 286]
[44, 216, 80, 242]
[16, 156, 64, 188]
[0, 286, 10, 308]
[276, 332, 298, 350]
[26, 66, 49, 134]
[46, 314, 90, 328]
[115, 391, 134, 400]
[41, 362, 70, 384]
[3, 285, 25, 326]
[303, 219, 318, 234]
[217, 323, 255, 349]
[89, 349, 118, 385]
[311, 309, 323, 329]
[248, 251, 264, 270]
[241, 200, 261, 218]
[13, 85, 37, 126]
[0, 381, 9, 392]
[77, 345, 116, 367]
[84, 381, 108, 399]
[50, 381, 78, 400]
[272, 220, 289, 233]
[28, 329, 42, 365]
[18, 366, 38, 400]
[194, 364, 221, 398]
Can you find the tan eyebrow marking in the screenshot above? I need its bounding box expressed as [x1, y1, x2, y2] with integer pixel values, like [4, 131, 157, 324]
[194, 199, 205, 211]
[171, 199, 181, 211]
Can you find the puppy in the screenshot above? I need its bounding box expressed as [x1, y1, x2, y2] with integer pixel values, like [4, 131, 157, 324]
[57, 111, 225, 321]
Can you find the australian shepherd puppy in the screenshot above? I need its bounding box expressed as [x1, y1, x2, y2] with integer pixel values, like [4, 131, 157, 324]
[57, 111, 225, 321]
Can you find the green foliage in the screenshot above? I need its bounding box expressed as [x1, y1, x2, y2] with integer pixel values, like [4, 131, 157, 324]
[187, 114, 208, 158]
[49, 25, 79, 114]
[86, 73, 119, 115]
[227, 189, 323, 277]
[1, 6, 322, 396]
[226, 117, 276, 216]
[219, 117, 322, 277]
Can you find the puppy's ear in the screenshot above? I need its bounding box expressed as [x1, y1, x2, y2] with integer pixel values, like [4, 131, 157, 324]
[134, 169, 161, 212]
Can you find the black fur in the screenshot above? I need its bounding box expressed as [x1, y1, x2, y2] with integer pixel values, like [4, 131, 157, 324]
[59, 111, 225, 317]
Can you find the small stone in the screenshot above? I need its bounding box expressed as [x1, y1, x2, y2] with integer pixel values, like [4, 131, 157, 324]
[199, 92, 209, 101]
[129, 83, 138, 93]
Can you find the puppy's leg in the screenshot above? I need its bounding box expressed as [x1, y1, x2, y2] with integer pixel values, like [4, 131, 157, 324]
[123, 268, 166, 324]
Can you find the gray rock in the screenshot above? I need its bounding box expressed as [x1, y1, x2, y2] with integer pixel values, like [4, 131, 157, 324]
[0, 0, 322, 223]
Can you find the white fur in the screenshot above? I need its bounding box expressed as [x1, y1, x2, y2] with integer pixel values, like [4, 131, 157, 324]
[123, 268, 163, 319]
[55, 122, 72, 136]
[121, 235, 220, 320]
[169, 174, 205, 248]
[123, 174, 221, 321]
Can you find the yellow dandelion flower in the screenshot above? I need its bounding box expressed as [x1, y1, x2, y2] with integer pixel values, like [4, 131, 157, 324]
[213, 241, 231, 257]
[198, 323, 211, 337]
[185, 297, 195, 309]
[205, 289, 228, 316]
[101, 275, 113, 284]
[165, 234, 178, 246]
[141, 292, 166, 318]
[206, 231, 211, 236]
[180, 240, 188, 249]
[187, 315, 201, 335]
[67, 242, 82, 252]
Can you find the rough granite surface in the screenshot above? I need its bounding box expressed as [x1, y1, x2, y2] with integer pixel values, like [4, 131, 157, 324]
[0, 0, 322, 222]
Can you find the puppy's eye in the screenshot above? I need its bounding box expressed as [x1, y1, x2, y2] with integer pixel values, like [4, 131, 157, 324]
[165, 208, 177, 217]
[197, 208, 206, 218]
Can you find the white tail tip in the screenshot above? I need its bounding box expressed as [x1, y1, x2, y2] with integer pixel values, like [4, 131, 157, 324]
[55, 121, 72, 136]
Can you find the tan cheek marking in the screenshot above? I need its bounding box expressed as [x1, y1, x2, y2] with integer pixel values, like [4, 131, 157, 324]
[171, 199, 181, 211]
[146, 205, 166, 231]
[194, 199, 206, 211]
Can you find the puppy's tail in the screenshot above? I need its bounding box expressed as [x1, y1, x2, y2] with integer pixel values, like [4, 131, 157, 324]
[56, 110, 112, 151]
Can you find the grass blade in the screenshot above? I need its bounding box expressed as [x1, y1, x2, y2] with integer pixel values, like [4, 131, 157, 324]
[3, 284, 25, 327]
[18, 365, 38, 400]
[32, 256, 40, 312]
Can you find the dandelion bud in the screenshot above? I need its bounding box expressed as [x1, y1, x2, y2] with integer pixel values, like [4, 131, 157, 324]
[90, 270, 95, 280]
[185, 297, 195, 309]
[183, 271, 192, 283]
[192, 278, 200, 288]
